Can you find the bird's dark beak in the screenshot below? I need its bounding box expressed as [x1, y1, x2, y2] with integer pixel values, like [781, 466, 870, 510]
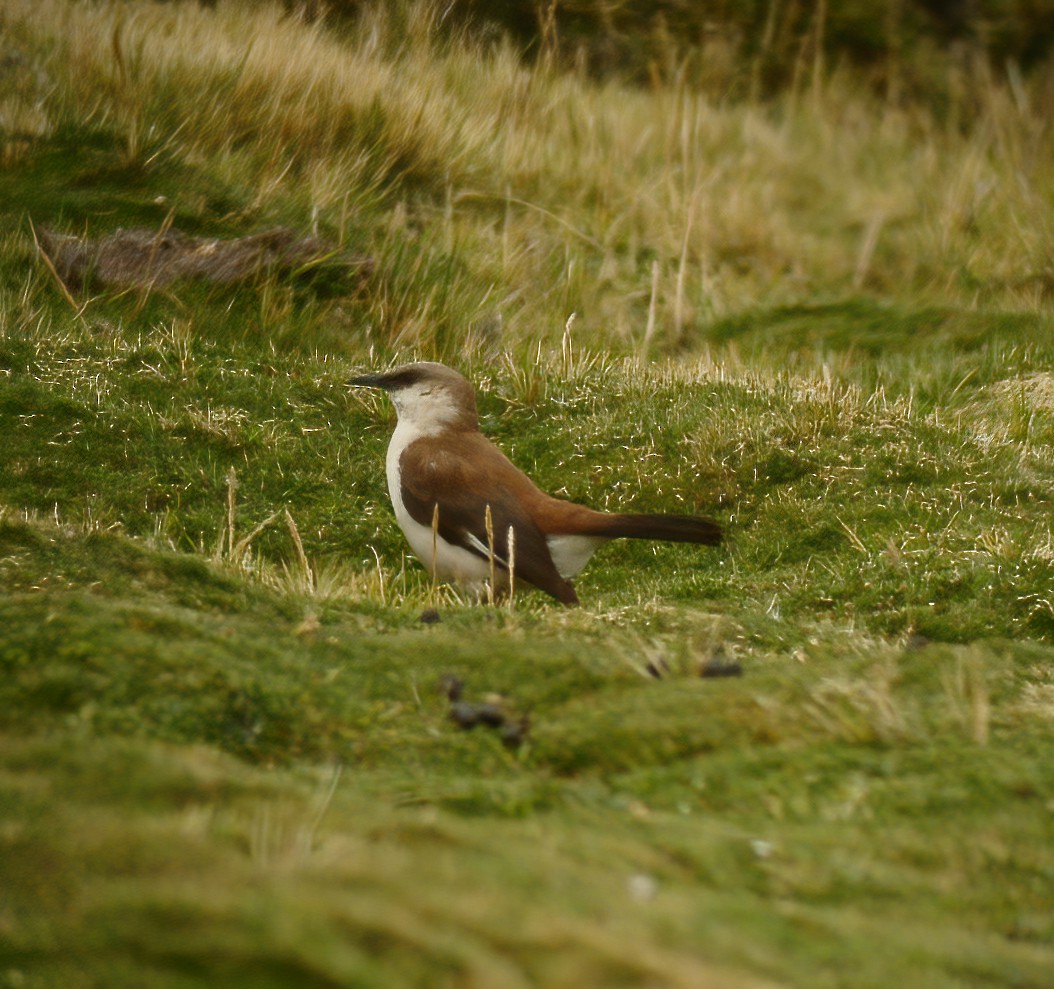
[350, 372, 389, 389]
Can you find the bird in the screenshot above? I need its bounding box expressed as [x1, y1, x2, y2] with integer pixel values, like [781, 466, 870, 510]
[352, 362, 722, 605]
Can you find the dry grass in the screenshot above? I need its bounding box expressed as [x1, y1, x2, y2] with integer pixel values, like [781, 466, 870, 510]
[6, 0, 1053, 356]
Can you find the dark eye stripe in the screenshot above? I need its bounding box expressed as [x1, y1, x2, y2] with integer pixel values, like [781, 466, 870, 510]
[381, 368, 425, 389]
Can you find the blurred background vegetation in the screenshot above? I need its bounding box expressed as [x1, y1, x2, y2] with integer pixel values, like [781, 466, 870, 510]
[291, 0, 1054, 109]
[4, 0, 1053, 358]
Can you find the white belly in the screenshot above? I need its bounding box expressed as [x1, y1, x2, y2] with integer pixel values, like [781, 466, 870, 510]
[393, 494, 495, 588]
[546, 533, 606, 578]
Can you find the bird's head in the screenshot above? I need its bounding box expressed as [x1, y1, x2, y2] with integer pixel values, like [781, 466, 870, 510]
[351, 361, 478, 432]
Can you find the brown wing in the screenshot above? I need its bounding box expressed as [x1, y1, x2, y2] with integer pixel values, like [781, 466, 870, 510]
[398, 433, 579, 604]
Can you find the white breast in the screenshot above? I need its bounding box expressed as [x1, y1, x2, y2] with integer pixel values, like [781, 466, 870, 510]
[385, 422, 494, 591]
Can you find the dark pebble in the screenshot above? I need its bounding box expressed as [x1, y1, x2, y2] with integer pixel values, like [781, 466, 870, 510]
[475, 702, 507, 728]
[448, 701, 508, 731]
[499, 716, 530, 750]
[700, 658, 743, 678]
[418, 608, 441, 624]
[449, 702, 483, 729]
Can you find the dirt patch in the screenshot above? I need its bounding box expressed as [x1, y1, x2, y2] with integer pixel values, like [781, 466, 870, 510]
[986, 373, 1054, 411]
[35, 225, 373, 292]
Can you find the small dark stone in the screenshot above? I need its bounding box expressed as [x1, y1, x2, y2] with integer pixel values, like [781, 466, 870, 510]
[699, 658, 743, 678]
[904, 633, 931, 651]
[448, 700, 507, 731]
[418, 608, 441, 625]
[437, 673, 464, 702]
[475, 702, 507, 728]
[499, 716, 531, 750]
[449, 702, 482, 729]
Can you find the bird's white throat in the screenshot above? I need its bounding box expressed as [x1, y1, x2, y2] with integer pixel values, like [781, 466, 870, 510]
[387, 384, 465, 435]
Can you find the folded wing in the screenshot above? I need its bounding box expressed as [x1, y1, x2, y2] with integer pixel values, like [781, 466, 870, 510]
[398, 436, 580, 604]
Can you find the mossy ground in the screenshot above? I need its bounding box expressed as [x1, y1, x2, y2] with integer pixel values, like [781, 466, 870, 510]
[5, 320, 1054, 987]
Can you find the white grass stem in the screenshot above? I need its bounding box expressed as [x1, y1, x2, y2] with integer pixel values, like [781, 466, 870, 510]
[506, 524, 516, 610]
[674, 211, 692, 344]
[485, 503, 495, 606]
[284, 508, 314, 594]
[430, 502, 440, 605]
[562, 312, 577, 376]
[642, 259, 660, 357]
[225, 467, 238, 559]
[853, 213, 885, 291]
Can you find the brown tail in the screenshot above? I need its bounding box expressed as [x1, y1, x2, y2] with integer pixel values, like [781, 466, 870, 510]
[582, 513, 722, 545]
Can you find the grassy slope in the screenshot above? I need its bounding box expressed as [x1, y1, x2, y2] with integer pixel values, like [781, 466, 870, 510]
[3, 2, 1054, 987]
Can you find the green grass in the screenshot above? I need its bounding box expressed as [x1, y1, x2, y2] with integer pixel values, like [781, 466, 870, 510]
[3, 1, 1054, 986]
[5, 318, 1054, 987]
